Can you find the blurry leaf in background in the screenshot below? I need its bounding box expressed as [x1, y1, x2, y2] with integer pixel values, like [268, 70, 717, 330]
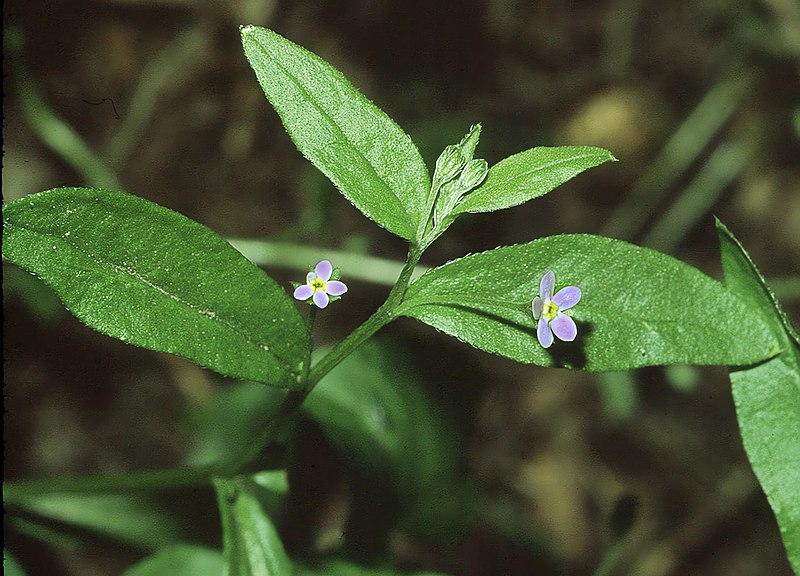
[717, 219, 800, 573]
[184, 381, 286, 468]
[6, 491, 207, 551]
[214, 477, 293, 576]
[241, 26, 430, 242]
[123, 545, 224, 576]
[664, 364, 701, 392]
[304, 339, 466, 536]
[3, 551, 27, 576]
[3, 264, 64, 323]
[181, 380, 291, 515]
[454, 146, 616, 214]
[237, 470, 291, 526]
[2, 188, 310, 387]
[399, 234, 778, 371]
[597, 371, 638, 420]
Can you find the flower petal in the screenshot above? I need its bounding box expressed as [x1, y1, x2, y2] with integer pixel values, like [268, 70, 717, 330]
[550, 313, 577, 342]
[313, 290, 329, 309]
[306, 272, 317, 284]
[532, 296, 543, 320]
[552, 285, 581, 310]
[539, 270, 555, 301]
[325, 280, 348, 296]
[294, 285, 313, 301]
[537, 316, 554, 348]
[315, 260, 333, 282]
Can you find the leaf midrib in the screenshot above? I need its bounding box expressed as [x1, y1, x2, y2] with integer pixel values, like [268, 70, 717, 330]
[494, 149, 603, 188]
[459, 149, 605, 212]
[252, 34, 416, 237]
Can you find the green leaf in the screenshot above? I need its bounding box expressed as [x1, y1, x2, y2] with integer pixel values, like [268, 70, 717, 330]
[2, 188, 309, 387]
[241, 26, 430, 241]
[184, 381, 286, 467]
[214, 477, 292, 576]
[304, 340, 458, 507]
[717, 219, 800, 573]
[123, 545, 224, 576]
[7, 491, 203, 550]
[398, 234, 778, 371]
[423, 125, 489, 245]
[3, 551, 27, 576]
[454, 146, 615, 214]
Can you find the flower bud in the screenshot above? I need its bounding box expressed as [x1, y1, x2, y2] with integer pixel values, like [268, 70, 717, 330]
[434, 144, 466, 186]
[457, 124, 482, 164]
[455, 158, 489, 193]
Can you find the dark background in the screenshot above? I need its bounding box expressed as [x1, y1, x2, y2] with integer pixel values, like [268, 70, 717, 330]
[4, 1, 799, 575]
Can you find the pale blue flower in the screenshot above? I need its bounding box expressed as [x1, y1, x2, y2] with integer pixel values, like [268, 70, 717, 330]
[293, 260, 347, 309]
[532, 270, 581, 348]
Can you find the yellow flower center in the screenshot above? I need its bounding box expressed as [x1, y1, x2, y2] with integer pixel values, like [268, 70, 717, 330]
[310, 277, 327, 292]
[542, 300, 559, 320]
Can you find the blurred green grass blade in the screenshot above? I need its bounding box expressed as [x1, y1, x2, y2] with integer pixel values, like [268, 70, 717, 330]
[718, 219, 800, 573]
[123, 545, 224, 576]
[240, 26, 430, 241]
[642, 137, 757, 253]
[105, 27, 209, 170]
[455, 146, 615, 214]
[399, 234, 778, 371]
[3, 550, 27, 576]
[6, 28, 123, 191]
[7, 492, 202, 551]
[214, 478, 292, 576]
[602, 70, 757, 240]
[226, 239, 429, 285]
[2, 188, 309, 387]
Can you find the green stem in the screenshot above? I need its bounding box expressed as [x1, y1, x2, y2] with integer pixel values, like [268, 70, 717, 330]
[307, 245, 422, 388]
[227, 245, 422, 472]
[4, 247, 424, 497]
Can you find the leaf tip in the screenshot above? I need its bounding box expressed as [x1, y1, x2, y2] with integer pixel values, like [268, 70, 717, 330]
[239, 24, 264, 43]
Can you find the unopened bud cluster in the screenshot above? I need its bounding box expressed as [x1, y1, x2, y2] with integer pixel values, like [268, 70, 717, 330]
[427, 124, 489, 236]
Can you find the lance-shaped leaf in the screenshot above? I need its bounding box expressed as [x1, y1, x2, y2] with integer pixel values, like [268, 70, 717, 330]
[214, 478, 292, 576]
[398, 234, 778, 371]
[304, 340, 459, 509]
[454, 146, 615, 214]
[6, 490, 202, 551]
[241, 25, 430, 241]
[717, 220, 800, 573]
[2, 188, 309, 387]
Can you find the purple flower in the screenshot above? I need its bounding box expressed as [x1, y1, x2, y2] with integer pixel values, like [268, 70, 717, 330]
[293, 260, 348, 309]
[532, 270, 581, 349]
